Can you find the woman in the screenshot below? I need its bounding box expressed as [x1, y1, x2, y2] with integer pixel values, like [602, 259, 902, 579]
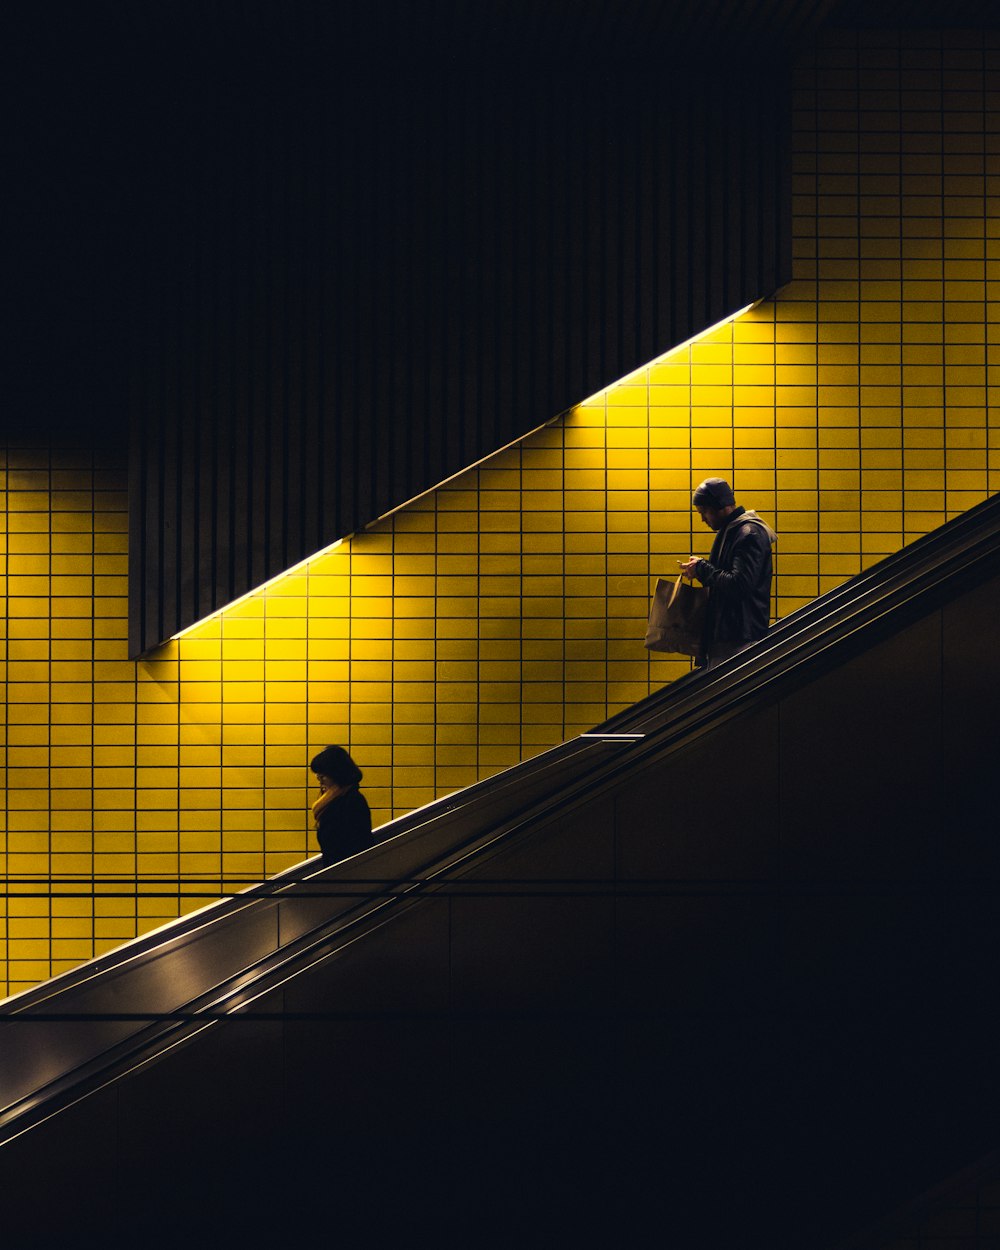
[309, 745, 374, 866]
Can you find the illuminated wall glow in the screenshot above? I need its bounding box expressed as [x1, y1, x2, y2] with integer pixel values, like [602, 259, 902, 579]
[2, 29, 999, 996]
[171, 303, 758, 646]
[169, 541, 345, 643]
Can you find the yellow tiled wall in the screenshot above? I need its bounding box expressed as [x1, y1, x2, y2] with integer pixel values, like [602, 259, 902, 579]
[2, 27, 999, 997]
[1, 450, 132, 992]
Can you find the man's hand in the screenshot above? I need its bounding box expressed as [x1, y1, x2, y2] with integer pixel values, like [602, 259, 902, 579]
[678, 557, 700, 580]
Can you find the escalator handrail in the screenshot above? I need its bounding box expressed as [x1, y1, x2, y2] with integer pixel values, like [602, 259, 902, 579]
[600, 489, 1000, 733]
[0, 733, 643, 1138]
[11, 492, 998, 1017]
[5, 490, 1000, 1021]
[1, 489, 999, 1138]
[0, 732, 604, 1016]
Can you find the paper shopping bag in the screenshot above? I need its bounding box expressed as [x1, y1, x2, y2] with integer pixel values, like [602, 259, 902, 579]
[643, 575, 707, 658]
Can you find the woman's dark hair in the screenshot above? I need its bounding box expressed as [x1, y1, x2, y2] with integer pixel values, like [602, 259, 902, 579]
[310, 745, 362, 787]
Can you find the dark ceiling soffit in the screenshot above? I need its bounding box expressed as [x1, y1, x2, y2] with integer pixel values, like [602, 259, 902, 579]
[126, 60, 793, 656]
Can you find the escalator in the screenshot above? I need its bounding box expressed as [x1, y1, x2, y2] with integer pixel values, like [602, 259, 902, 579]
[3, 495, 1000, 1248]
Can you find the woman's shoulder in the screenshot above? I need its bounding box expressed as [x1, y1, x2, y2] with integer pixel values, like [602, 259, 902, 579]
[342, 785, 371, 818]
[319, 785, 366, 814]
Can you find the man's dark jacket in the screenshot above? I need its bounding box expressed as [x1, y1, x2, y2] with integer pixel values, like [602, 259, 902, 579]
[694, 506, 777, 652]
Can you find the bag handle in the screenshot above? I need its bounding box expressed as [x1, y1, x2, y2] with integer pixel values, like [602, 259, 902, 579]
[667, 572, 690, 609]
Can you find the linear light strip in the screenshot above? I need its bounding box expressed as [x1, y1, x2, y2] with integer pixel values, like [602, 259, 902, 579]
[576, 300, 758, 407]
[169, 540, 345, 641]
[169, 299, 759, 643]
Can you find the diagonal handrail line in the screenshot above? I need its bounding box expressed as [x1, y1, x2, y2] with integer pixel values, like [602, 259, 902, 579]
[1, 490, 999, 1146]
[0, 733, 645, 1139]
[8, 492, 997, 1016]
[601, 490, 1000, 736]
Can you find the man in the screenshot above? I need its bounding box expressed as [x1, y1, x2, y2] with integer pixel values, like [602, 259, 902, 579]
[678, 477, 777, 669]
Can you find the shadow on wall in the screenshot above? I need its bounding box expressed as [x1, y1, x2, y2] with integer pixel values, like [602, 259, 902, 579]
[4, 25, 1000, 993]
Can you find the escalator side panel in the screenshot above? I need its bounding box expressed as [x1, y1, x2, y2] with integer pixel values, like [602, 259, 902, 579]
[443, 794, 617, 1013]
[778, 610, 944, 884]
[942, 572, 1000, 878]
[460, 794, 617, 883]
[279, 897, 452, 1017]
[6, 522, 1000, 1247]
[0, 903, 281, 1114]
[273, 740, 624, 945]
[614, 701, 781, 883]
[115, 1014, 285, 1244]
[0, 1083, 119, 1247]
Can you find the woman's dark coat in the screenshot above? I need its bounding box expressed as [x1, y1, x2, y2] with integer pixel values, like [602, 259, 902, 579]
[316, 786, 373, 865]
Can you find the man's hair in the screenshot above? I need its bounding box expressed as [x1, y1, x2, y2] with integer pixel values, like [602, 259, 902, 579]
[692, 477, 735, 508]
[310, 745, 363, 786]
